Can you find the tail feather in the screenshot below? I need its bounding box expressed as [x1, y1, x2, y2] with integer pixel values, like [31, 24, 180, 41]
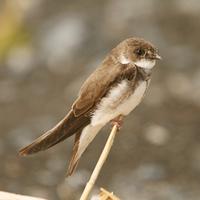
[67, 131, 82, 176]
[67, 124, 103, 176]
[19, 110, 90, 156]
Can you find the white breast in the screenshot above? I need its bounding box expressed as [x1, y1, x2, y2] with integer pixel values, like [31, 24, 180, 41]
[91, 80, 147, 126]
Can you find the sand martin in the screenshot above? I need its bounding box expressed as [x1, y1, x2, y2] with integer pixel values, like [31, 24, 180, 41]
[19, 37, 161, 175]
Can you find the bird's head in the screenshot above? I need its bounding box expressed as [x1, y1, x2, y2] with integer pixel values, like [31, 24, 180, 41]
[118, 37, 161, 69]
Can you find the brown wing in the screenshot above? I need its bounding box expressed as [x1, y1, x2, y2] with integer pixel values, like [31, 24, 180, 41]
[72, 61, 137, 117]
[19, 110, 90, 155]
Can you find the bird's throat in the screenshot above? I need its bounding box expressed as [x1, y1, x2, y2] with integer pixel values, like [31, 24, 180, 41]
[134, 59, 156, 69]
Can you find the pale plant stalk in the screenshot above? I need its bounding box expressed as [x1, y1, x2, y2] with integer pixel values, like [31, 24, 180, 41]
[0, 191, 46, 200]
[80, 125, 118, 200]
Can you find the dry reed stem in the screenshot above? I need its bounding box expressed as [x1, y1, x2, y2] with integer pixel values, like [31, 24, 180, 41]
[80, 125, 118, 200]
[99, 188, 120, 200]
[0, 191, 46, 200]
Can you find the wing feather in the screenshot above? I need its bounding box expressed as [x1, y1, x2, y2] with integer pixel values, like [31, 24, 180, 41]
[72, 60, 137, 117]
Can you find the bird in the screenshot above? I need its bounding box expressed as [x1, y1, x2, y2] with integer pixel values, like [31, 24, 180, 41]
[19, 37, 161, 176]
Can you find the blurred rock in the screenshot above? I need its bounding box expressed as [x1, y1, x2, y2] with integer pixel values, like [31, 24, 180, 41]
[134, 163, 166, 181]
[38, 15, 87, 74]
[144, 124, 170, 146]
[66, 170, 90, 188]
[105, 0, 155, 32]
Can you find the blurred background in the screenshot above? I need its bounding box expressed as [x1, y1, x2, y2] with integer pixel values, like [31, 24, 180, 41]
[0, 0, 200, 199]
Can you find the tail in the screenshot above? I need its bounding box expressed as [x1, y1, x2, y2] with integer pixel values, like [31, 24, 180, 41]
[67, 124, 103, 176]
[19, 110, 90, 156]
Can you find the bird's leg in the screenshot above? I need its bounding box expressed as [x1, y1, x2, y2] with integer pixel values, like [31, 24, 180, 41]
[110, 115, 124, 131]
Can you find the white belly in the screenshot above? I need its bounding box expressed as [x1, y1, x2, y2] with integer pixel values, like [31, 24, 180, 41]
[75, 80, 147, 162]
[91, 80, 147, 126]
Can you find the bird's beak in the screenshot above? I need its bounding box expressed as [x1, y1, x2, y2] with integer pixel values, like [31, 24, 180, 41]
[155, 53, 162, 60]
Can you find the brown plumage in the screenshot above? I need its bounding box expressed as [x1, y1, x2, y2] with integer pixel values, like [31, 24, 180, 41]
[19, 111, 90, 155]
[19, 37, 161, 175]
[67, 131, 82, 176]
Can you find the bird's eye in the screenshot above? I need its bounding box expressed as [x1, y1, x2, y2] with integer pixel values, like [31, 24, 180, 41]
[135, 48, 145, 56]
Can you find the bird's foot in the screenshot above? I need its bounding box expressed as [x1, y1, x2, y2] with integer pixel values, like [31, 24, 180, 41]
[110, 115, 124, 131]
